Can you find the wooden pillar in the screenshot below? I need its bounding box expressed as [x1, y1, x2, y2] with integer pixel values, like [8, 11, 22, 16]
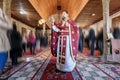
[102, 0, 111, 61]
[3, 0, 12, 17]
[43, 23, 46, 36]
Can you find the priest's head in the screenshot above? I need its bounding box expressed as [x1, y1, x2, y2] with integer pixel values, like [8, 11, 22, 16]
[61, 10, 69, 21]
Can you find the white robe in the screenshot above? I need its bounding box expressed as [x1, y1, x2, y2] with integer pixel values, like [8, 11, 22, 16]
[52, 25, 76, 72]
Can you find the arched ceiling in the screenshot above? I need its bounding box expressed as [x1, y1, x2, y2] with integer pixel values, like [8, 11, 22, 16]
[0, 0, 120, 29]
[29, 0, 89, 20]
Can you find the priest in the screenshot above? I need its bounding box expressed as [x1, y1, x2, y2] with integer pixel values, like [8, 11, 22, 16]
[51, 10, 79, 72]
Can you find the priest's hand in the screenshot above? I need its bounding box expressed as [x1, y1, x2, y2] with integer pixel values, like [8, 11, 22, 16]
[66, 22, 70, 27]
[53, 54, 57, 57]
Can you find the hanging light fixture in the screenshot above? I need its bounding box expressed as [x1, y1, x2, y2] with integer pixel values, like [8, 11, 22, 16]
[57, 0, 62, 10]
[38, 19, 45, 25]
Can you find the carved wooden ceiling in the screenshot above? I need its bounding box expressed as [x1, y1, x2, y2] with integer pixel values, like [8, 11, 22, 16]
[0, 0, 41, 28]
[76, 0, 120, 28]
[29, 0, 88, 20]
[0, 0, 120, 29]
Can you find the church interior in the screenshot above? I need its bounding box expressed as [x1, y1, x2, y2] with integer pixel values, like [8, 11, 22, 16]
[0, 0, 120, 80]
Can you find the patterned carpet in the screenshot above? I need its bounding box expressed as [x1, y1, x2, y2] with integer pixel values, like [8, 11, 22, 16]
[0, 48, 50, 80]
[93, 63, 120, 80]
[39, 56, 73, 80]
[8, 49, 51, 80]
[77, 53, 120, 80]
[0, 48, 120, 80]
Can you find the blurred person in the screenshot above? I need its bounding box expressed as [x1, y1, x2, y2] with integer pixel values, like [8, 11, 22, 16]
[113, 26, 120, 39]
[29, 31, 36, 55]
[89, 28, 95, 56]
[0, 9, 12, 75]
[9, 22, 22, 65]
[97, 29, 103, 55]
[85, 35, 89, 48]
[22, 31, 28, 54]
[44, 32, 48, 47]
[35, 30, 40, 51]
[78, 28, 84, 53]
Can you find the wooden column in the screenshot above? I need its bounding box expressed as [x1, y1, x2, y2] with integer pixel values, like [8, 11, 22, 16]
[3, 0, 12, 17]
[102, 0, 111, 61]
[43, 23, 46, 36]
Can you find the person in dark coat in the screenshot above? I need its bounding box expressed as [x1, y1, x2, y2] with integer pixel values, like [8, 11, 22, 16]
[9, 23, 22, 65]
[44, 32, 48, 47]
[97, 29, 103, 55]
[40, 34, 44, 47]
[113, 26, 120, 39]
[85, 36, 89, 48]
[78, 28, 84, 53]
[89, 28, 95, 56]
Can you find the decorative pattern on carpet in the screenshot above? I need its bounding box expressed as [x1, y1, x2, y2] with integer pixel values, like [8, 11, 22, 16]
[76, 53, 115, 80]
[32, 56, 83, 80]
[0, 49, 50, 80]
[2, 49, 120, 80]
[0, 62, 29, 79]
[76, 62, 114, 80]
[0, 48, 50, 79]
[93, 63, 120, 80]
[39, 56, 74, 80]
[7, 50, 51, 80]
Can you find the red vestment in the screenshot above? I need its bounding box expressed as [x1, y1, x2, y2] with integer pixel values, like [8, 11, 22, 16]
[51, 19, 79, 61]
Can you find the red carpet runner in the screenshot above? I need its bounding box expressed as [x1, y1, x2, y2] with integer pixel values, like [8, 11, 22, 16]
[40, 56, 74, 80]
[83, 48, 100, 57]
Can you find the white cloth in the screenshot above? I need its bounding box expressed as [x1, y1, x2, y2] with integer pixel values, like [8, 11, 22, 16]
[22, 35, 27, 43]
[52, 25, 60, 32]
[0, 9, 12, 52]
[36, 40, 40, 51]
[52, 25, 76, 72]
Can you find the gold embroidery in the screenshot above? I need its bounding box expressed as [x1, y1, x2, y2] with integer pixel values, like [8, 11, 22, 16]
[59, 55, 65, 58]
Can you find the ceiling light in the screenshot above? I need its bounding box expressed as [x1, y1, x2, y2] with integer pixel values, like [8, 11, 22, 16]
[91, 13, 95, 16]
[20, 11, 24, 14]
[20, 9, 26, 15]
[38, 19, 45, 25]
